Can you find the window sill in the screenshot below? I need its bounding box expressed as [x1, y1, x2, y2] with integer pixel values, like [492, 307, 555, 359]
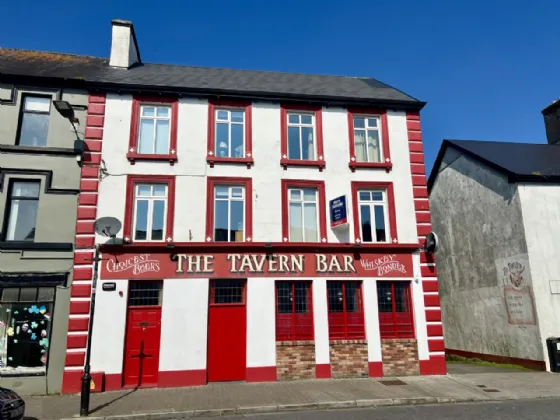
[349, 161, 392, 172]
[277, 340, 315, 347]
[204, 239, 254, 244]
[0, 241, 73, 251]
[280, 158, 325, 171]
[329, 339, 367, 345]
[352, 241, 404, 247]
[126, 152, 177, 165]
[207, 156, 254, 168]
[122, 239, 174, 247]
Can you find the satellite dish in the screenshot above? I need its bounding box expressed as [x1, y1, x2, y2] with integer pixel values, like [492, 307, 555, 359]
[94, 217, 122, 238]
[425, 232, 439, 254]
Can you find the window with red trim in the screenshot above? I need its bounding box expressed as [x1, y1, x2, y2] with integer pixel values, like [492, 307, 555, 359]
[377, 281, 414, 339]
[206, 177, 253, 243]
[351, 181, 397, 244]
[123, 175, 176, 244]
[127, 97, 178, 164]
[280, 105, 325, 170]
[281, 179, 327, 243]
[207, 100, 253, 168]
[275, 281, 313, 341]
[347, 108, 391, 172]
[327, 281, 365, 340]
[209, 280, 246, 305]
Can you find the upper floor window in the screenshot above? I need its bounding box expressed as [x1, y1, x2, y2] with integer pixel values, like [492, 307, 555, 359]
[327, 281, 365, 340]
[123, 175, 176, 244]
[351, 181, 397, 244]
[4, 181, 40, 242]
[347, 109, 391, 172]
[281, 179, 326, 243]
[377, 281, 414, 339]
[280, 105, 325, 170]
[127, 97, 178, 164]
[138, 105, 171, 155]
[207, 100, 253, 168]
[206, 177, 253, 243]
[133, 184, 168, 242]
[276, 281, 313, 341]
[18, 96, 51, 147]
[288, 188, 319, 242]
[357, 190, 389, 243]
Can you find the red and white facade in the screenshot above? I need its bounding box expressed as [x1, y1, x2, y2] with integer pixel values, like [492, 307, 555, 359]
[61, 90, 444, 393]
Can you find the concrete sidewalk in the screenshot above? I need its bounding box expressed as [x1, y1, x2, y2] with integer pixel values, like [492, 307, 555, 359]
[23, 370, 560, 420]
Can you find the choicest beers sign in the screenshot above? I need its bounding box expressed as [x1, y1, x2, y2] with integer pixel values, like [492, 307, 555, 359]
[102, 252, 413, 279]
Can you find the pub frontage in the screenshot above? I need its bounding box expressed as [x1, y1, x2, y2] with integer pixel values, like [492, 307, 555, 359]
[75, 244, 442, 392]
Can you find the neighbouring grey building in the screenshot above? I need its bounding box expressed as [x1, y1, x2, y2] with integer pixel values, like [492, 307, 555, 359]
[0, 79, 87, 394]
[428, 102, 560, 371]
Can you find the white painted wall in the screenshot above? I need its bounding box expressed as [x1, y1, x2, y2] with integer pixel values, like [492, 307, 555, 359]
[518, 184, 560, 371]
[363, 279, 382, 362]
[90, 280, 128, 374]
[312, 279, 330, 365]
[159, 279, 209, 372]
[246, 278, 276, 367]
[96, 96, 418, 244]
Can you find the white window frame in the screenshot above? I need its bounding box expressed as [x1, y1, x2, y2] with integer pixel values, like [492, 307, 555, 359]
[286, 112, 317, 161]
[288, 187, 319, 242]
[357, 189, 390, 243]
[18, 96, 51, 147]
[132, 183, 168, 242]
[214, 186, 246, 242]
[215, 108, 245, 158]
[137, 104, 172, 154]
[353, 115, 383, 163]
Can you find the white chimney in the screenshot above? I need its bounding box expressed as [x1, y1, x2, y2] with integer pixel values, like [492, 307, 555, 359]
[109, 19, 141, 69]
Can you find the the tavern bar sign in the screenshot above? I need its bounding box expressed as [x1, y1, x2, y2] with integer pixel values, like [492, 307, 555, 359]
[101, 252, 413, 279]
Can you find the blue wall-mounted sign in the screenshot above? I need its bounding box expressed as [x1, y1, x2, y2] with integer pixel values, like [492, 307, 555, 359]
[329, 195, 348, 228]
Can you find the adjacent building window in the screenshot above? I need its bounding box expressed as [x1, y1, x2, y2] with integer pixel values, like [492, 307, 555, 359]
[288, 188, 319, 242]
[206, 177, 252, 243]
[0, 286, 55, 373]
[133, 184, 168, 242]
[137, 105, 171, 155]
[124, 175, 175, 244]
[287, 112, 316, 161]
[215, 109, 245, 158]
[327, 282, 365, 340]
[357, 190, 389, 243]
[214, 186, 245, 242]
[18, 96, 51, 147]
[128, 281, 163, 306]
[276, 281, 313, 341]
[4, 181, 40, 242]
[377, 281, 414, 339]
[352, 115, 381, 162]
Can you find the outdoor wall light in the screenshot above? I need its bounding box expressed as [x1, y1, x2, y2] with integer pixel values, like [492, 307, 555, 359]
[53, 100, 77, 122]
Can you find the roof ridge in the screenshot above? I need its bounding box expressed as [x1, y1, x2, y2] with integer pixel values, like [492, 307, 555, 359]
[0, 47, 105, 61]
[445, 138, 551, 146]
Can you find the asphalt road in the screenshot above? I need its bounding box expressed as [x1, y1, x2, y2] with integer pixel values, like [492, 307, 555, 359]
[217, 399, 560, 420]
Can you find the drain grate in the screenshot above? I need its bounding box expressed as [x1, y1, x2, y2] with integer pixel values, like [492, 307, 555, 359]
[379, 379, 407, 386]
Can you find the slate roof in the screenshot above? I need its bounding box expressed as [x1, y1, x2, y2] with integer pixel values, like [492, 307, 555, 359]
[428, 139, 560, 190]
[0, 48, 423, 107]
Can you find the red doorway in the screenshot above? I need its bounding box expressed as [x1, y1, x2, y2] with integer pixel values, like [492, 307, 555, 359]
[207, 279, 247, 382]
[123, 281, 163, 388]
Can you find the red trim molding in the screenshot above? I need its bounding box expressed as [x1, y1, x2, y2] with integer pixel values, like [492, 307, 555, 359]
[207, 99, 253, 168]
[368, 361, 383, 377]
[127, 96, 179, 165]
[315, 363, 331, 379]
[347, 108, 392, 172]
[446, 348, 545, 371]
[123, 175, 176, 244]
[246, 366, 277, 382]
[159, 369, 208, 387]
[350, 181, 398, 244]
[281, 179, 327, 243]
[419, 355, 447, 375]
[205, 177, 254, 243]
[280, 104, 325, 170]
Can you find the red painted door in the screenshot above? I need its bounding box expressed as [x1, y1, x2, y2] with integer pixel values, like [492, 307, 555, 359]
[123, 281, 163, 388]
[207, 280, 247, 382]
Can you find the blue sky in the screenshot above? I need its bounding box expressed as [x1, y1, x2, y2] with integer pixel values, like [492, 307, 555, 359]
[2, 0, 559, 172]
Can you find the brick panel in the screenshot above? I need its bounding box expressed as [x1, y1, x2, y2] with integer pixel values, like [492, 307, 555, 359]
[87, 103, 105, 115]
[75, 236, 95, 248]
[329, 340, 368, 379]
[80, 180, 99, 192]
[81, 166, 99, 179]
[86, 115, 105, 127]
[414, 200, 430, 211]
[381, 339, 419, 376]
[83, 153, 101, 165]
[77, 207, 96, 220]
[71, 284, 91, 298]
[276, 341, 315, 380]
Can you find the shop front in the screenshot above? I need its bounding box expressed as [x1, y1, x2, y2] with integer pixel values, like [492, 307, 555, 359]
[84, 246, 438, 391]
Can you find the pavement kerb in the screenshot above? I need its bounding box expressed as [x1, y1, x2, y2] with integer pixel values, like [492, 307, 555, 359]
[58, 395, 517, 420]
